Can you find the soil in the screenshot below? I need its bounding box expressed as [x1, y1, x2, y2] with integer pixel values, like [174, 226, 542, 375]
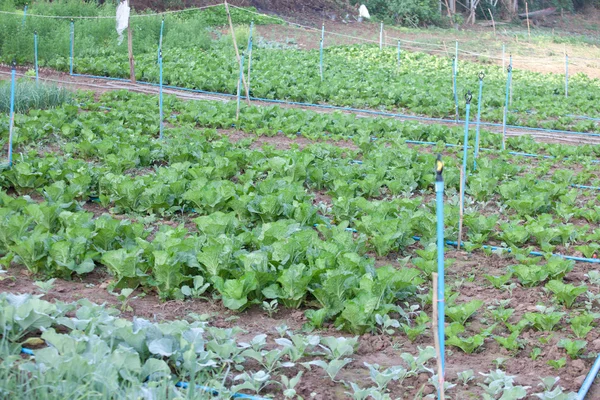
[2, 247, 599, 397]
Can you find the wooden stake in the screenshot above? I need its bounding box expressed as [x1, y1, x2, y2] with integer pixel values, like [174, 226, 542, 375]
[127, 2, 135, 83]
[525, 2, 531, 40]
[224, 0, 250, 105]
[488, 8, 496, 37]
[458, 168, 465, 249]
[432, 273, 446, 400]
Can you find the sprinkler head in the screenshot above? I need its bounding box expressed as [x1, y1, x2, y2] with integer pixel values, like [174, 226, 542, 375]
[11, 59, 16, 68]
[435, 154, 444, 182]
[478, 71, 485, 81]
[465, 90, 473, 104]
[507, 65, 512, 73]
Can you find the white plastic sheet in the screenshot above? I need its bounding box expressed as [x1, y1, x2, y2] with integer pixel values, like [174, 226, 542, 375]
[116, 0, 130, 45]
[359, 4, 370, 19]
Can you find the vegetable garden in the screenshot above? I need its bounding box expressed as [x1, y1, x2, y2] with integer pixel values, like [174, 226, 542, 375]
[1, 1, 600, 399]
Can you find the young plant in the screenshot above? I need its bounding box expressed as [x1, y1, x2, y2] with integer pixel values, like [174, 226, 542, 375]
[280, 371, 303, 398]
[181, 276, 210, 299]
[375, 314, 400, 335]
[524, 307, 565, 332]
[570, 313, 596, 338]
[557, 338, 586, 359]
[530, 347, 542, 361]
[457, 369, 475, 386]
[584, 270, 600, 286]
[545, 280, 588, 309]
[400, 312, 430, 342]
[547, 358, 567, 370]
[446, 299, 483, 325]
[494, 331, 523, 352]
[364, 362, 409, 390]
[484, 271, 513, 289]
[261, 299, 279, 318]
[303, 358, 353, 382]
[34, 278, 56, 296]
[446, 334, 485, 354]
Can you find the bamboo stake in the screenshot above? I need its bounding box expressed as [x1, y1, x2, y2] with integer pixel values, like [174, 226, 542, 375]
[127, 23, 135, 83]
[525, 2, 531, 40]
[224, 0, 250, 105]
[432, 273, 446, 400]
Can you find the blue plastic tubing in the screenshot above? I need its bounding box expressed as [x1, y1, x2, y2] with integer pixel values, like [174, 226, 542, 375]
[474, 76, 484, 169]
[19, 348, 267, 400]
[247, 21, 254, 93]
[158, 18, 164, 62]
[319, 23, 324, 81]
[69, 73, 600, 139]
[8, 66, 16, 166]
[452, 58, 458, 121]
[577, 354, 600, 399]
[159, 51, 164, 140]
[237, 53, 245, 114]
[34, 32, 39, 84]
[502, 64, 512, 150]
[565, 54, 569, 99]
[461, 101, 470, 215]
[435, 178, 445, 375]
[69, 20, 74, 75]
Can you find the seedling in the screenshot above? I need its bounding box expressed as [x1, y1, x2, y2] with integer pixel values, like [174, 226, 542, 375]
[34, 278, 56, 295]
[457, 369, 475, 386]
[545, 280, 587, 309]
[569, 313, 596, 338]
[557, 338, 586, 359]
[261, 299, 279, 318]
[547, 358, 567, 370]
[530, 347, 542, 361]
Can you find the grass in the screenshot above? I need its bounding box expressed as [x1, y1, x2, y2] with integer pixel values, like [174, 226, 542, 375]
[0, 78, 72, 113]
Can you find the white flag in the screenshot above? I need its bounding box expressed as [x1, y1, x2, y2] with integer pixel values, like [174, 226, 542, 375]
[116, 0, 130, 45]
[359, 4, 371, 19]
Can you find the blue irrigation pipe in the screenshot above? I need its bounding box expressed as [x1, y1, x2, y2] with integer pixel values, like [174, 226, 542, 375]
[452, 57, 458, 122]
[159, 50, 164, 140]
[397, 40, 401, 65]
[435, 155, 446, 377]
[319, 23, 324, 81]
[69, 19, 74, 76]
[34, 31, 39, 84]
[68, 73, 600, 139]
[22, 4, 27, 26]
[7, 62, 16, 167]
[577, 354, 600, 399]
[502, 63, 512, 150]
[474, 73, 484, 170]
[379, 22, 383, 51]
[158, 18, 164, 62]
[19, 348, 266, 399]
[565, 53, 569, 99]
[175, 382, 266, 399]
[247, 21, 254, 94]
[461, 91, 472, 216]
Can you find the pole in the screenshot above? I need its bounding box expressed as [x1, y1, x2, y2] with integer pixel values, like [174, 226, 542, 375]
[454, 40, 458, 71]
[224, 0, 250, 104]
[435, 154, 445, 376]
[159, 50, 164, 140]
[432, 273, 446, 400]
[69, 19, 74, 76]
[525, 2, 531, 39]
[22, 4, 27, 26]
[502, 44, 505, 71]
[8, 61, 16, 167]
[453, 58, 458, 122]
[502, 64, 512, 151]
[474, 72, 484, 170]
[320, 23, 324, 81]
[565, 53, 569, 98]
[158, 17, 164, 62]
[236, 53, 246, 121]
[379, 22, 383, 50]
[127, 5, 136, 83]
[34, 31, 39, 84]
[509, 54, 513, 106]
[461, 91, 472, 217]
[458, 168, 465, 249]
[397, 41, 401, 65]
[247, 21, 254, 95]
